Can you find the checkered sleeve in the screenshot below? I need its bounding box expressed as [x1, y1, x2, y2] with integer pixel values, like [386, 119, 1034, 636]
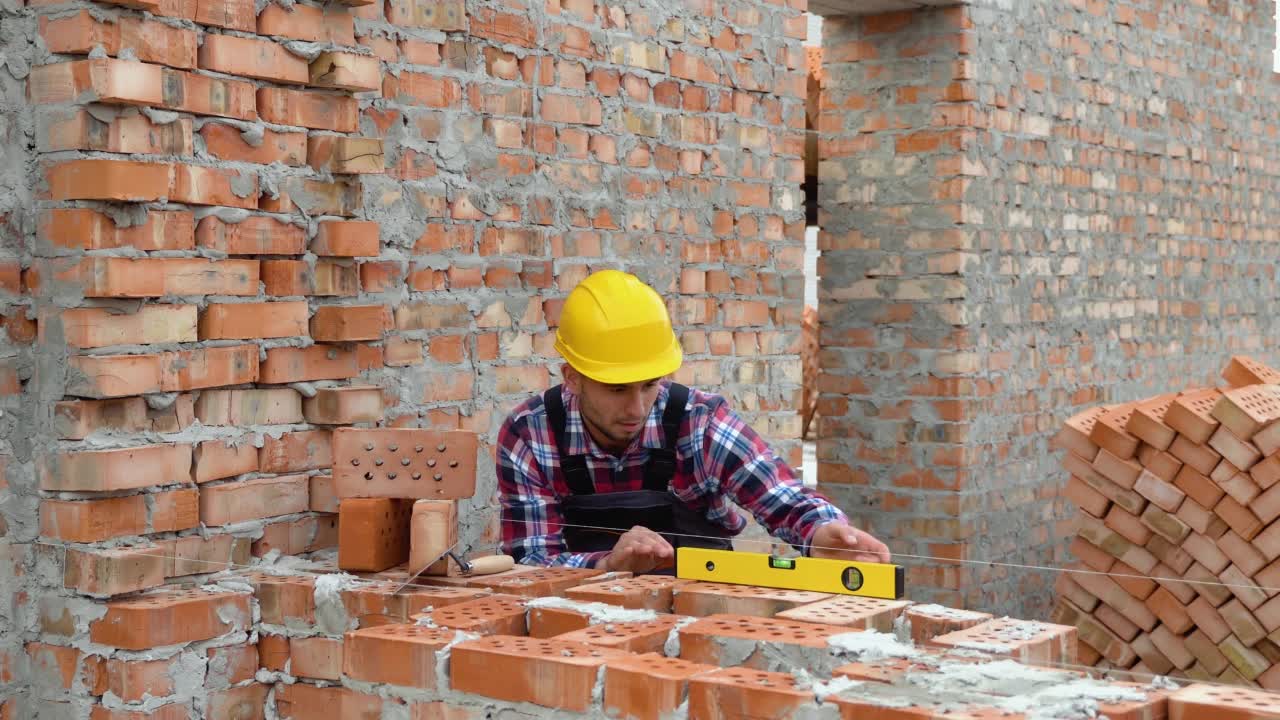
[694, 394, 847, 555]
[496, 409, 610, 569]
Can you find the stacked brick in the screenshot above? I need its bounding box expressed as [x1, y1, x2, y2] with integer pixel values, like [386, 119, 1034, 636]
[16, 558, 1276, 718]
[1052, 355, 1280, 689]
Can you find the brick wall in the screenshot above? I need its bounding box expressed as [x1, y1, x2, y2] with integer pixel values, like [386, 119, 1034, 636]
[0, 0, 810, 711]
[817, 0, 1280, 619]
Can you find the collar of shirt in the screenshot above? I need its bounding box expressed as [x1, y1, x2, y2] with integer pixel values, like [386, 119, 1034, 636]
[557, 382, 672, 459]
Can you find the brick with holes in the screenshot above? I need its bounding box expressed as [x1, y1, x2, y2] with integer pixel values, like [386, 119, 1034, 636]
[602, 652, 716, 720]
[450, 634, 630, 711]
[463, 567, 607, 597]
[89, 587, 251, 650]
[553, 615, 691, 654]
[676, 613, 857, 673]
[1168, 682, 1280, 719]
[564, 575, 694, 612]
[929, 616, 1078, 667]
[343, 624, 459, 688]
[1165, 388, 1224, 445]
[773, 595, 912, 633]
[411, 593, 528, 636]
[902, 603, 994, 646]
[331, 427, 478, 500]
[671, 581, 833, 618]
[340, 582, 489, 629]
[337, 498, 414, 572]
[687, 666, 818, 720]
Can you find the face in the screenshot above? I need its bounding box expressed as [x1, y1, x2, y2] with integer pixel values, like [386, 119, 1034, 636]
[563, 365, 664, 451]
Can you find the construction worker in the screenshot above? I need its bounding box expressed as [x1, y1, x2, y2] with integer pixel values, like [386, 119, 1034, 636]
[496, 269, 892, 574]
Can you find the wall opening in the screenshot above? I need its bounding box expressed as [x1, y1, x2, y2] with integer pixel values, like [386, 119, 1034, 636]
[801, 12, 823, 488]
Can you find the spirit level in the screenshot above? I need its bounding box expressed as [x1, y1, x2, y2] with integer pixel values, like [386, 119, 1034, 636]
[675, 547, 905, 600]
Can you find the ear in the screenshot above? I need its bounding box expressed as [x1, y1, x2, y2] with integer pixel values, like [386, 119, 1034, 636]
[561, 364, 581, 394]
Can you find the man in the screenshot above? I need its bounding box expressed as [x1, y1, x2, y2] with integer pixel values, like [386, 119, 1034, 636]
[496, 269, 891, 574]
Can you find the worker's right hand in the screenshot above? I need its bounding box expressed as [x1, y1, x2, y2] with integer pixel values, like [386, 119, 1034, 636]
[599, 526, 674, 573]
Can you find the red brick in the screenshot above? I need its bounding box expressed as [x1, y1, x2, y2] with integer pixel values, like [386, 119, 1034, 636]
[1165, 389, 1223, 445]
[194, 439, 259, 483]
[200, 301, 309, 339]
[206, 683, 269, 720]
[412, 594, 528, 636]
[45, 159, 257, 208]
[553, 615, 692, 655]
[199, 33, 307, 83]
[195, 215, 307, 255]
[90, 588, 251, 649]
[63, 546, 166, 596]
[39, 443, 191, 492]
[151, 488, 198, 535]
[450, 635, 628, 711]
[672, 581, 831, 618]
[257, 4, 356, 44]
[308, 51, 380, 91]
[39, 11, 197, 68]
[259, 430, 332, 473]
[199, 123, 307, 165]
[603, 653, 716, 720]
[257, 87, 359, 132]
[287, 636, 343, 680]
[275, 683, 384, 719]
[930, 616, 1078, 666]
[1168, 683, 1280, 720]
[307, 136, 385, 173]
[386, 0, 465, 29]
[261, 177, 362, 217]
[104, 656, 176, 702]
[164, 534, 250, 577]
[55, 256, 259, 297]
[206, 644, 258, 686]
[330, 427, 479, 500]
[260, 344, 379, 383]
[193, 388, 302, 425]
[310, 305, 391, 341]
[343, 624, 457, 688]
[199, 474, 309, 526]
[29, 59, 256, 120]
[40, 208, 194, 251]
[40, 496, 147, 542]
[688, 667, 815, 720]
[564, 576, 693, 612]
[337, 498, 413, 571]
[303, 386, 384, 424]
[59, 305, 197, 349]
[313, 220, 380, 256]
[262, 259, 360, 296]
[41, 108, 193, 155]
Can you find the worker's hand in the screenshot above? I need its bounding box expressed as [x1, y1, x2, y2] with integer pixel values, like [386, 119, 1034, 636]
[810, 521, 891, 564]
[599, 526, 674, 573]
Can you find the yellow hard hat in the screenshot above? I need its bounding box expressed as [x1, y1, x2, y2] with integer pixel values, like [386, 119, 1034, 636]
[555, 269, 682, 384]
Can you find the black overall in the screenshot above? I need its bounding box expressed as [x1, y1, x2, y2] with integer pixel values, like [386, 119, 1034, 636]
[543, 383, 733, 574]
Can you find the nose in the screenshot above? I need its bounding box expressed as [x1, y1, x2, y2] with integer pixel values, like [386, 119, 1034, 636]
[625, 388, 647, 419]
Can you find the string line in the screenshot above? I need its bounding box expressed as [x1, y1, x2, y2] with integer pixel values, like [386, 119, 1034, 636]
[26, 513, 1280, 595]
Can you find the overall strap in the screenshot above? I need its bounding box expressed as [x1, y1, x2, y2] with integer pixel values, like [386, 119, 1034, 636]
[642, 382, 690, 492]
[542, 385, 595, 496]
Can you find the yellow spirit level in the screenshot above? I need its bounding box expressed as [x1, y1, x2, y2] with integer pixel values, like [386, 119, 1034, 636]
[675, 547, 905, 600]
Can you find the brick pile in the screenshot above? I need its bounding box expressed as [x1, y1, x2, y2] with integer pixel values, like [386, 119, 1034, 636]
[17, 550, 1280, 719]
[1052, 355, 1280, 689]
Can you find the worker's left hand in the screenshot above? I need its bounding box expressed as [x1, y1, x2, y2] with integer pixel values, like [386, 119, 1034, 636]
[809, 521, 891, 564]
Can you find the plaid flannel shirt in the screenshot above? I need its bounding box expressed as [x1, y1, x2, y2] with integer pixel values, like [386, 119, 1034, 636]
[497, 381, 847, 568]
